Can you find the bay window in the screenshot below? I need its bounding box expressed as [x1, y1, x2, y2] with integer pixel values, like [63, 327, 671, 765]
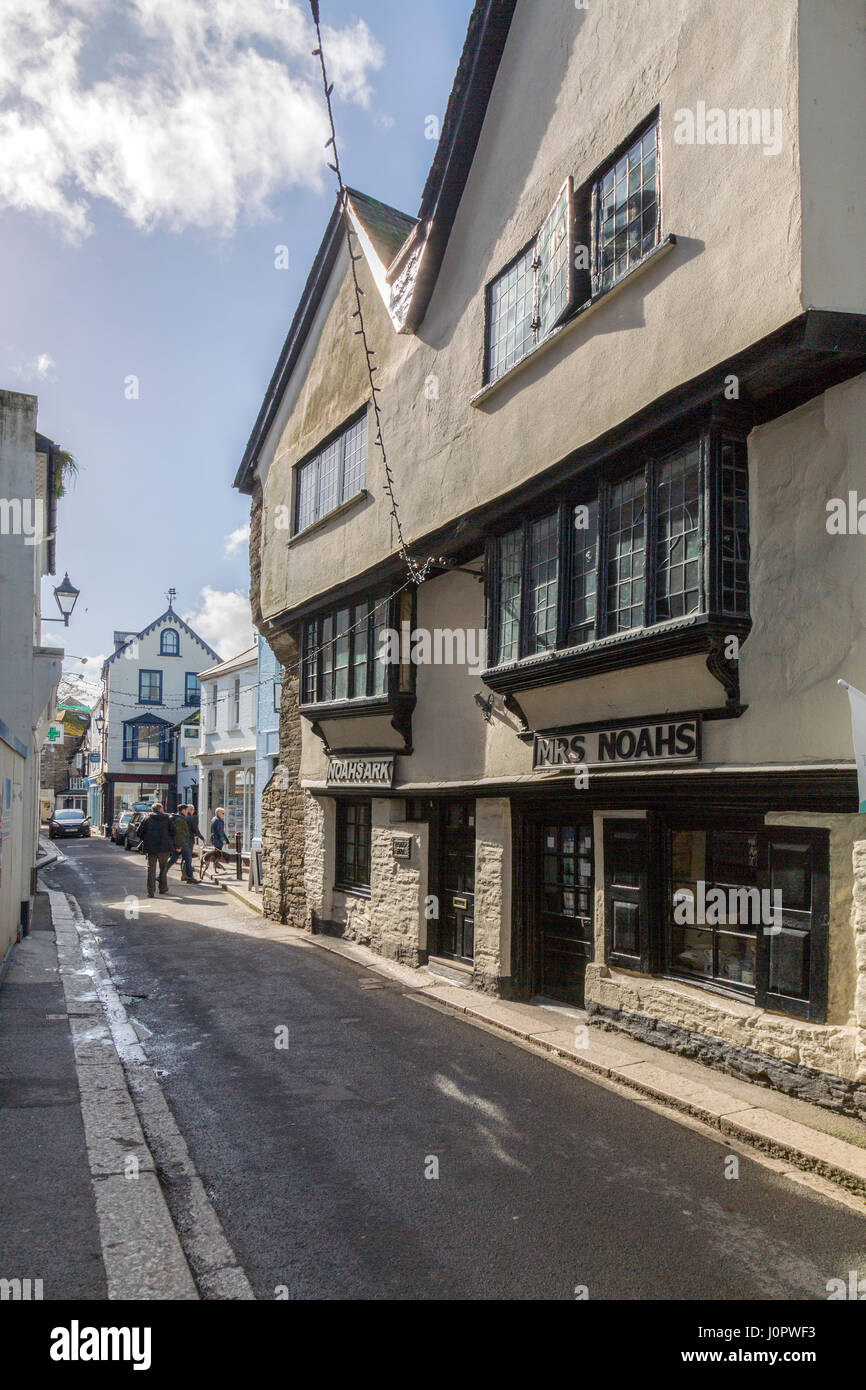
[302, 594, 392, 707]
[487, 431, 749, 676]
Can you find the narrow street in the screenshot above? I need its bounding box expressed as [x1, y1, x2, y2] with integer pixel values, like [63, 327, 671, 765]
[42, 838, 866, 1301]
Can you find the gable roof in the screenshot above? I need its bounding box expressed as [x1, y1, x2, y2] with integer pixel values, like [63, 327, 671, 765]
[102, 608, 221, 675]
[345, 188, 417, 266]
[234, 0, 518, 495]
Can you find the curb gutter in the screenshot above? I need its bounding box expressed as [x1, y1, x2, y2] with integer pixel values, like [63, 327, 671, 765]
[48, 888, 255, 1300]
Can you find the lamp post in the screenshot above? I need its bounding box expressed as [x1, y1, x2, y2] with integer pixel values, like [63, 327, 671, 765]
[42, 573, 81, 627]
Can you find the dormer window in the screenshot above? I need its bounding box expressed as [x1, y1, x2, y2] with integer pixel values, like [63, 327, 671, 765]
[160, 629, 180, 656]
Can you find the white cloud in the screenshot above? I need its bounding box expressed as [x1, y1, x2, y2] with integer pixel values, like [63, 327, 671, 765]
[224, 522, 250, 556]
[182, 587, 255, 662]
[0, 1, 384, 239]
[13, 351, 57, 381]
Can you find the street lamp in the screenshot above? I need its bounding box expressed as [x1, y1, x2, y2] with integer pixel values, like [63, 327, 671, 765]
[43, 573, 80, 627]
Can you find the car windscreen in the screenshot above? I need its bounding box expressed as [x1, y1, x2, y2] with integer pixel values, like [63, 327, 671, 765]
[54, 811, 84, 821]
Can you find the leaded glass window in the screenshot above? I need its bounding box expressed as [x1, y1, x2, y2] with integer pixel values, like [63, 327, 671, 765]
[597, 122, 659, 291]
[294, 412, 368, 533]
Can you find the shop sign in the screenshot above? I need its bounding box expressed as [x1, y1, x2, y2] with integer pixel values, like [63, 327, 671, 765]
[327, 755, 395, 789]
[533, 718, 700, 771]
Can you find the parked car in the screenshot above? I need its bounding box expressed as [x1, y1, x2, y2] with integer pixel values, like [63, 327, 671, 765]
[123, 811, 147, 851]
[48, 809, 91, 839]
[110, 810, 135, 844]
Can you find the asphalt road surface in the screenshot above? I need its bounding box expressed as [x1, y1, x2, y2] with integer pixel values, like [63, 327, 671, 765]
[46, 838, 866, 1301]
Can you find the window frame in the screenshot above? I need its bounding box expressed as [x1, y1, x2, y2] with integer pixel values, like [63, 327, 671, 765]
[659, 818, 829, 1022]
[160, 629, 180, 657]
[484, 177, 575, 385]
[138, 669, 163, 706]
[273, 663, 283, 714]
[231, 677, 241, 728]
[292, 408, 368, 535]
[485, 423, 749, 675]
[122, 716, 173, 764]
[592, 115, 661, 296]
[300, 590, 410, 711]
[335, 799, 372, 895]
[184, 673, 200, 707]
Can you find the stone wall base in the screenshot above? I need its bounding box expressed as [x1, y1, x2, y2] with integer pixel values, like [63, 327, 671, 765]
[587, 1000, 866, 1120]
[312, 916, 425, 970]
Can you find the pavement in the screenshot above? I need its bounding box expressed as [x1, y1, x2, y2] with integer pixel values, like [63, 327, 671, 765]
[2, 834, 866, 1300]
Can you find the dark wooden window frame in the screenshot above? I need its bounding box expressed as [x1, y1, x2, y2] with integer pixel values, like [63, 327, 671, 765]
[335, 799, 372, 895]
[484, 420, 751, 695]
[184, 672, 200, 706]
[603, 812, 829, 1023]
[300, 588, 416, 714]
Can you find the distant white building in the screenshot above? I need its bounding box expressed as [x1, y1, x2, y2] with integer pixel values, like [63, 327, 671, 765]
[195, 647, 258, 851]
[97, 602, 219, 826]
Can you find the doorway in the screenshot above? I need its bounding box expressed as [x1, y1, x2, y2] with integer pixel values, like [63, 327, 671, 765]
[535, 816, 594, 1003]
[437, 800, 476, 963]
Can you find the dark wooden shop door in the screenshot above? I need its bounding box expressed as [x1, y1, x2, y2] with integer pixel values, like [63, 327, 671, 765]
[438, 800, 476, 962]
[537, 818, 594, 1003]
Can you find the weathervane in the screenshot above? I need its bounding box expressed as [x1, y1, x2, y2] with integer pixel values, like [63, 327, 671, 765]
[166, 586, 177, 610]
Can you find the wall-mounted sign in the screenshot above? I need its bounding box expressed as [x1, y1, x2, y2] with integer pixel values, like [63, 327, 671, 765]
[327, 755, 395, 789]
[45, 723, 64, 745]
[392, 835, 412, 860]
[533, 718, 700, 771]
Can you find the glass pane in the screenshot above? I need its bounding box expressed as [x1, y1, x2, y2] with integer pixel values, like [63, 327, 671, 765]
[527, 513, 559, 655]
[341, 414, 367, 500]
[606, 471, 646, 633]
[570, 498, 598, 644]
[670, 926, 713, 977]
[655, 444, 702, 621]
[497, 529, 523, 663]
[487, 245, 536, 382]
[334, 609, 350, 701]
[613, 901, 639, 956]
[769, 928, 809, 999]
[771, 844, 811, 913]
[352, 602, 368, 698]
[596, 123, 659, 287]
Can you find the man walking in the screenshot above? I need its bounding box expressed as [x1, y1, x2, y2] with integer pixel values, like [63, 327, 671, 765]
[168, 804, 196, 884]
[137, 801, 174, 897]
[211, 806, 229, 851]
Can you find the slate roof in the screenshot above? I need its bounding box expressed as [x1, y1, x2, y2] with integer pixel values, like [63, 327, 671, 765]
[102, 607, 221, 675]
[344, 188, 417, 268]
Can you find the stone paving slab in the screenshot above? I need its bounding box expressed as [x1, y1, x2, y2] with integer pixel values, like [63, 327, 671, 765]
[722, 1108, 866, 1191]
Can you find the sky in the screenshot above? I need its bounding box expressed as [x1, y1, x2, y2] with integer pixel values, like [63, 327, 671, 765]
[0, 0, 471, 700]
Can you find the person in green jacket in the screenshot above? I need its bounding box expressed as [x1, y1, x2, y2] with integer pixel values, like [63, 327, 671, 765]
[168, 804, 196, 884]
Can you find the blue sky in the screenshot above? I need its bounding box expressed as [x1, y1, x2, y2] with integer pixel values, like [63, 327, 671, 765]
[0, 0, 470, 692]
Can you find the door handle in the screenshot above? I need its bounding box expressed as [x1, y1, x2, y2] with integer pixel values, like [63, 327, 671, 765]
[453, 896, 468, 909]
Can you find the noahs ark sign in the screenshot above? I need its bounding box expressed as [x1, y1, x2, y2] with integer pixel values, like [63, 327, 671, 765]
[533, 719, 701, 771]
[327, 755, 395, 789]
